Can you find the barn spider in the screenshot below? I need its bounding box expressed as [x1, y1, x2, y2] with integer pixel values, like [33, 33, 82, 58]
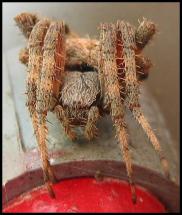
[14, 12, 169, 203]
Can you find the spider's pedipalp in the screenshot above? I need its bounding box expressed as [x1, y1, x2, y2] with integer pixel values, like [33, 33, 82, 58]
[99, 23, 137, 203]
[54, 105, 77, 141]
[135, 18, 157, 52]
[14, 12, 40, 38]
[84, 106, 100, 141]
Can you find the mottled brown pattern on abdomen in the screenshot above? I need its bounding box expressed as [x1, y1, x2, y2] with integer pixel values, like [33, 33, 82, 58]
[60, 71, 100, 109]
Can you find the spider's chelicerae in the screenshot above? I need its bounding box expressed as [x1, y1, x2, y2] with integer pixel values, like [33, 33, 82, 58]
[14, 12, 169, 203]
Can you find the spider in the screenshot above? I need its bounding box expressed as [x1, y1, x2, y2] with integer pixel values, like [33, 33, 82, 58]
[14, 12, 169, 204]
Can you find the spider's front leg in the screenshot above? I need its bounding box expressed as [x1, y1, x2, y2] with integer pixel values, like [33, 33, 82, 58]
[99, 23, 137, 203]
[36, 21, 67, 197]
[27, 20, 66, 198]
[26, 18, 58, 197]
[117, 20, 169, 178]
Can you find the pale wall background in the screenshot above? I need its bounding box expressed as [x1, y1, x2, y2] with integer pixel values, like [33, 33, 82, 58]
[3, 2, 179, 150]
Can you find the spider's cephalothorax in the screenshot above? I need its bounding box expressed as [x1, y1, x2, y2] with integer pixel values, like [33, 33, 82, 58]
[15, 12, 169, 203]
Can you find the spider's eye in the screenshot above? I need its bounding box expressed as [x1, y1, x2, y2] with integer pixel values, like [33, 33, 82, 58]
[65, 63, 97, 72]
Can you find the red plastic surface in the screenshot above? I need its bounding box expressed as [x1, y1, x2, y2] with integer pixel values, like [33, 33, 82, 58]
[3, 177, 166, 213]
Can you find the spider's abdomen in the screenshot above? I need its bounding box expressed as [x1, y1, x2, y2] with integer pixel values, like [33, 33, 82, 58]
[60, 71, 100, 108]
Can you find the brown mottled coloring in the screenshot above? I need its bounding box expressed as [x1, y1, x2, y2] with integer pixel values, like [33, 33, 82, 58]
[15, 13, 169, 204]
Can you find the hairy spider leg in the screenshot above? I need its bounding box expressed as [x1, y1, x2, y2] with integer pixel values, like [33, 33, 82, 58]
[16, 15, 154, 83]
[132, 107, 169, 178]
[134, 18, 156, 81]
[26, 19, 50, 140]
[19, 47, 29, 65]
[99, 23, 137, 204]
[135, 17, 157, 52]
[135, 55, 152, 81]
[26, 19, 58, 197]
[117, 21, 169, 179]
[53, 105, 77, 141]
[14, 12, 40, 38]
[35, 21, 66, 198]
[51, 22, 78, 142]
[84, 106, 100, 141]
